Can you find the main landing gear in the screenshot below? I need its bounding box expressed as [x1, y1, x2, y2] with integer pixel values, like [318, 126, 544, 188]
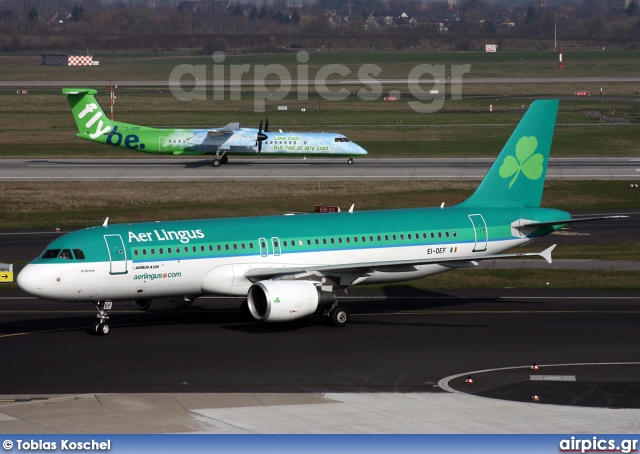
[347, 158, 354, 165]
[320, 303, 350, 327]
[211, 154, 229, 167]
[92, 301, 112, 336]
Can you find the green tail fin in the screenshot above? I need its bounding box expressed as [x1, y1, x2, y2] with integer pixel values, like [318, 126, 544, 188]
[63, 88, 113, 139]
[458, 99, 559, 208]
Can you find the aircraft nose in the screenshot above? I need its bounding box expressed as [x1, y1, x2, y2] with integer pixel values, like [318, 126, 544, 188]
[17, 264, 44, 297]
[354, 143, 368, 155]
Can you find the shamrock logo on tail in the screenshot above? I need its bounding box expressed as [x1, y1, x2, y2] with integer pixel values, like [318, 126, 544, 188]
[499, 136, 544, 188]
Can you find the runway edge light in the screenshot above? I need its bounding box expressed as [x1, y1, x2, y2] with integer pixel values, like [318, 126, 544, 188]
[531, 394, 541, 402]
[464, 376, 474, 384]
[531, 362, 539, 370]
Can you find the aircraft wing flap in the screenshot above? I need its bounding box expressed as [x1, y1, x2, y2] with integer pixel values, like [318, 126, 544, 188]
[244, 245, 557, 281]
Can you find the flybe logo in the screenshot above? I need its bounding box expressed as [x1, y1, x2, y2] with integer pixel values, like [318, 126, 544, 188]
[78, 103, 112, 139]
[128, 229, 205, 244]
[78, 102, 146, 149]
[499, 136, 544, 188]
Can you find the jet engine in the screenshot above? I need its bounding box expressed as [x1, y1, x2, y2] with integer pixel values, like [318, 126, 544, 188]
[247, 280, 335, 322]
[131, 297, 194, 312]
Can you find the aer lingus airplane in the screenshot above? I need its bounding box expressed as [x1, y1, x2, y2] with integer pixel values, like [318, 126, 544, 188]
[18, 99, 620, 336]
[63, 88, 367, 166]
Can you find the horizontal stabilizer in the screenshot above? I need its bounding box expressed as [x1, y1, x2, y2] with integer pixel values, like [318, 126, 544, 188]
[62, 88, 98, 95]
[512, 215, 628, 229]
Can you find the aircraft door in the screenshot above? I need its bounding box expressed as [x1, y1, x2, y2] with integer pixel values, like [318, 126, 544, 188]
[468, 214, 488, 252]
[159, 137, 167, 151]
[259, 237, 269, 257]
[104, 234, 128, 274]
[271, 237, 281, 256]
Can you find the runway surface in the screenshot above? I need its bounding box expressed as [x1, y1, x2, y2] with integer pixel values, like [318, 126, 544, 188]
[1, 157, 639, 181]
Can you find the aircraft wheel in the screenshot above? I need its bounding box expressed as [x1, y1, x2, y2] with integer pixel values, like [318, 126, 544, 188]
[98, 322, 110, 336]
[320, 308, 331, 325]
[92, 320, 101, 334]
[220, 156, 228, 164]
[212, 159, 221, 167]
[329, 306, 349, 327]
[347, 158, 354, 165]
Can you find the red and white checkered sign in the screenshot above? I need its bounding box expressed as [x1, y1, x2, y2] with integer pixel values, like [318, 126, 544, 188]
[67, 55, 93, 66]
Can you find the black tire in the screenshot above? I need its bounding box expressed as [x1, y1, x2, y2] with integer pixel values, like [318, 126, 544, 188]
[212, 159, 221, 167]
[98, 323, 110, 336]
[329, 306, 349, 327]
[320, 309, 331, 325]
[220, 156, 228, 164]
[92, 320, 101, 335]
[347, 158, 354, 165]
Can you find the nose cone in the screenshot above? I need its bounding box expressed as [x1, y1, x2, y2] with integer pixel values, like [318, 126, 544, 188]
[17, 264, 44, 297]
[350, 143, 368, 156]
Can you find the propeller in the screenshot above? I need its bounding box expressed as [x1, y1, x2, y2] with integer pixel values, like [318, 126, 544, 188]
[256, 118, 269, 153]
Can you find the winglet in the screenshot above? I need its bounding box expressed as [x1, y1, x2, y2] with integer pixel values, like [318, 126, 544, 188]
[348, 204, 354, 214]
[102, 217, 109, 227]
[539, 244, 556, 264]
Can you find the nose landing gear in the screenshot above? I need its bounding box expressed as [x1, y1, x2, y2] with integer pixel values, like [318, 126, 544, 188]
[92, 301, 112, 336]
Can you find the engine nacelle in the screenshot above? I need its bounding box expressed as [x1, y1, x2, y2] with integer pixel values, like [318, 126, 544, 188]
[131, 297, 194, 312]
[247, 280, 335, 322]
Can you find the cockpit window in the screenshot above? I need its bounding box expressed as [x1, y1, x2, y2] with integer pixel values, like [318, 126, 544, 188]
[334, 137, 351, 143]
[41, 249, 61, 259]
[73, 249, 85, 260]
[59, 249, 73, 260]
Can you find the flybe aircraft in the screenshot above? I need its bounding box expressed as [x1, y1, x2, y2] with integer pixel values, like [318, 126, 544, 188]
[63, 88, 368, 166]
[18, 99, 617, 336]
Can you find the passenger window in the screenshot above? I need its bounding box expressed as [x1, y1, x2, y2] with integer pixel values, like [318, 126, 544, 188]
[151, 248, 155, 255]
[338, 238, 343, 244]
[346, 237, 350, 243]
[438, 232, 442, 238]
[323, 239, 327, 244]
[315, 239, 319, 245]
[233, 244, 238, 250]
[242, 243, 246, 250]
[446, 232, 450, 238]
[142, 249, 147, 256]
[225, 245, 229, 251]
[392, 235, 397, 240]
[73, 249, 85, 260]
[209, 245, 213, 251]
[385, 235, 389, 241]
[453, 231, 457, 238]
[354, 237, 358, 243]
[134, 250, 139, 256]
[217, 245, 221, 251]
[331, 238, 335, 244]
[400, 234, 404, 240]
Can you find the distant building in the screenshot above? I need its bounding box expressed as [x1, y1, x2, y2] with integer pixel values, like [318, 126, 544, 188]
[537, 0, 547, 7]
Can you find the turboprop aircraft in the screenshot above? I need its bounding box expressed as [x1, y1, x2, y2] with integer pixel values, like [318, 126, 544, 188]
[18, 99, 622, 336]
[63, 88, 367, 166]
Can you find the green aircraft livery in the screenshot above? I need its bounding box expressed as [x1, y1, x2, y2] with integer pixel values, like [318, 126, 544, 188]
[63, 88, 368, 166]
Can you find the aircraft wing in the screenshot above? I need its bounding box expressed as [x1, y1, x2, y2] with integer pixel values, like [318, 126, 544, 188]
[244, 244, 557, 283]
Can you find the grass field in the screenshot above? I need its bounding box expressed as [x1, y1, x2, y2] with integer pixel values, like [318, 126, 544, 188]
[3, 50, 640, 81]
